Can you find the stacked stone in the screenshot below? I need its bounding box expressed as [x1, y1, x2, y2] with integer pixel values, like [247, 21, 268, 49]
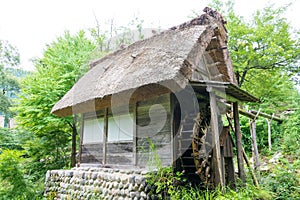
[44, 167, 157, 200]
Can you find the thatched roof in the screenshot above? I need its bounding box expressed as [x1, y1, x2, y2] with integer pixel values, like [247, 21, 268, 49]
[52, 8, 239, 117]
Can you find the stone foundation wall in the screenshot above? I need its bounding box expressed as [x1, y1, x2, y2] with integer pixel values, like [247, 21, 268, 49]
[44, 167, 157, 200]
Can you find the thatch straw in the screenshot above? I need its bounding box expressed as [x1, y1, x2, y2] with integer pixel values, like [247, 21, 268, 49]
[51, 12, 237, 117]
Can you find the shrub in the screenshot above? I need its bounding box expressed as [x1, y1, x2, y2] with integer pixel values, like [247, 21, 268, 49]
[282, 109, 300, 155]
[261, 157, 300, 200]
[0, 149, 35, 199]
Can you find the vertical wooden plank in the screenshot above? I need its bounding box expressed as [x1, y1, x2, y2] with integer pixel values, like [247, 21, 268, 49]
[78, 114, 84, 166]
[133, 102, 137, 166]
[220, 146, 226, 186]
[226, 157, 236, 188]
[266, 118, 272, 151]
[233, 102, 246, 183]
[207, 86, 224, 188]
[103, 108, 108, 165]
[170, 93, 175, 169]
[250, 120, 260, 170]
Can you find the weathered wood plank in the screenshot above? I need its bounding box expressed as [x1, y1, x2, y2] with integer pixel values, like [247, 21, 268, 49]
[136, 94, 172, 167]
[208, 87, 224, 187]
[233, 102, 246, 184]
[106, 142, 133, 153]
[81, 143, 103, 163]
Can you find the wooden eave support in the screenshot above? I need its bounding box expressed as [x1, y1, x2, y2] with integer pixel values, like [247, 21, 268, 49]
[207, 86, 225, 189]
[233, 102, 246, 184]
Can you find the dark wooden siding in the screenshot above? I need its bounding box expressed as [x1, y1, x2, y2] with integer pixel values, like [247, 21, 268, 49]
[81, 143, 103, 163]
[106, 142, 133, 165]
[136, 94, 172, 167]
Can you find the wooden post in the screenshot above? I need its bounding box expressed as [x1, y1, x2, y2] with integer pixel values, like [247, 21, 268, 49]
[78, 114, 84, 166]
[266, 115, 274, 151]
[250, 120, 260, 170]
[103, 108, 108, 165]
[233, 102, 246, 184]
[207, 86, 224, 188]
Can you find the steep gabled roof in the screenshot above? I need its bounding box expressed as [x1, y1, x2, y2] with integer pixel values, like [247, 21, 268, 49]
[52, 9, 238, 117]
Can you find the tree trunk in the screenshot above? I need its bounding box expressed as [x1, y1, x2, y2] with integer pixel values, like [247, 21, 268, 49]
[71, 115, 78, 167]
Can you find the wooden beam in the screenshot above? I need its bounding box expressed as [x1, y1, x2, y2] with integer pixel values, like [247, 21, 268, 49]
[214, 90, 242, 104]
[207, 86, 224, 188]
[251, 110, 282, 123]
[224, 103, 283, 123]
[233, 102, 246, 184]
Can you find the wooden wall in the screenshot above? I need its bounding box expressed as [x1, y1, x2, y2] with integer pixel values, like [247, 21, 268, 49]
[136, 94, 172, 167]
[80, 94, 172, 168]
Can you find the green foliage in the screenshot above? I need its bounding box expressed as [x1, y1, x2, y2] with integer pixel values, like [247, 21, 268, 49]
[14, 30, 96, 175]
[216, 1, 300, 87]
[171, 184, 271, 200]
[0, 128, 23, 150]
[261, 157, 300, 200]
[146, 169, 272, 200]
[209, 0, 300, 113]
[282, 108, 300, 155]
[0, 149, 35, 199]
[146, 166, 184, 199]
[0, 40, 20, 117]
[115, 16, 145, 46]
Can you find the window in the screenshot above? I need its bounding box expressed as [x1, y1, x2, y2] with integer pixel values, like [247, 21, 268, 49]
[82, 118, 104, 144]
[107, 114, 133, 142]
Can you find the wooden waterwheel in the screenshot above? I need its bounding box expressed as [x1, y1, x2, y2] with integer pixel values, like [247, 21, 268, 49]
[177, 110, 213, 185]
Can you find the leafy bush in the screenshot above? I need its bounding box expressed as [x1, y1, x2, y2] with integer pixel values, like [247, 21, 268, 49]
[261, 157, 300, 200]
[0, 149, 35, 199]
[282, 109, 300, 155]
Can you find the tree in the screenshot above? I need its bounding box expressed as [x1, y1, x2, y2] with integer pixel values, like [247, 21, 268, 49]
[0, 40, 20, 120]
[207, 0, 300, 114]
[15, 31, 97, 169]
[210, 1, 300, 88]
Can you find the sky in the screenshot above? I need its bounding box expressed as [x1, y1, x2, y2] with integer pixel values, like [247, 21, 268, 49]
[0, 0, 299, 70]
